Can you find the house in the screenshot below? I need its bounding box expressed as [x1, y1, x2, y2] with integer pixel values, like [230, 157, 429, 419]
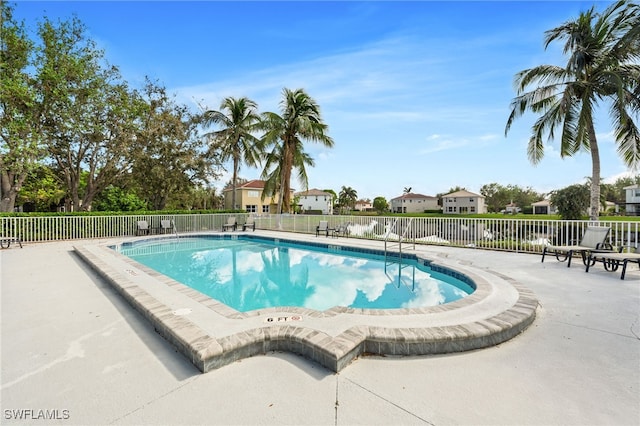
[531, 199, 557, 215]
[295, 188, 334, 215]
[624, 184, 640, 216]
[503, 202, 521, 214]
[354, 199, 373, 212]
[223, 179, 293, 213]
[390, 193, 439, 213]
[442, 190, 486, 214]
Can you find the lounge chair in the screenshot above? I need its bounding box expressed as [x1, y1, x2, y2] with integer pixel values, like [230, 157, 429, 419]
[223, 217, 237, 232]
[242, 217, 256, 232]
[541, 226, 612, 267]
[316, 220, 334, 237]
[586, 251, 640, 280]
[0, 236, 22, 249]
[334, 222, 350, 238]
[159, 219, 175, 234]
[136, 220, 150, 236]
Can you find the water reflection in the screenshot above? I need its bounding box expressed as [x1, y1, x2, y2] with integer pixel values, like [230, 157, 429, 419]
[122, 239, 472, 312]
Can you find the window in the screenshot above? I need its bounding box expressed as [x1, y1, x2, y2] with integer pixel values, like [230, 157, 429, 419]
[248, 190, 259, 198]
[245, 205, 257, 213]
[469, 198, 474, 202]
[470, 206, 476, 213]
[262, 205, 270, 213]
[315, 196, 318, 201]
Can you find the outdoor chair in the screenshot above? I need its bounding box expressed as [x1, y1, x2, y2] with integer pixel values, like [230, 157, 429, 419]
[586, 250, 640, 280]
[136, 220, 150, 236]
[242, 216, 256, 232]
[316, 220, 334, 237]
[541, 226, 612, 267]
[159, 219, 175, 234]
[0, 236, 22, 249]
[223, 217, 237, 232]
[334, 222, 351, 238]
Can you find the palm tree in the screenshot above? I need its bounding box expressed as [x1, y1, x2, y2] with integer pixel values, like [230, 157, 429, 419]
[505, 0, 640, 220]
[202, 96, 261, 210]
[403, 187, 412, 194]
[339, 186, 358, 213]
[261, 136, 314, 215]
[259, 88, 334, 213]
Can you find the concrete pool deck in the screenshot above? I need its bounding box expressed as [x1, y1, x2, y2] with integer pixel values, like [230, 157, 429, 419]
[1, 231, 639, 425]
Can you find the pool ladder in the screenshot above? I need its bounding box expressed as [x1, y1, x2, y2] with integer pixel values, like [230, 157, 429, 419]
[384, 218, 416, 291]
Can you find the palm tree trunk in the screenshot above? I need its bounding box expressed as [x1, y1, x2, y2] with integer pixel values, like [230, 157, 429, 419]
[588, 123, 601, 221]
[232, 157, 239, 210]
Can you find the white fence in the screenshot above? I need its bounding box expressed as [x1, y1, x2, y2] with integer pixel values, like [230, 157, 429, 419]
[1, 213, 639, 254]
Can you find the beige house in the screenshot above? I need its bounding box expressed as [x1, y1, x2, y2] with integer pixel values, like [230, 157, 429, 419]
[531, 199, 557, 215]
[442, 190, 486, 214]
[223, 179, 293, 213]
[295, 188, 334, 215]
[354, 199, 373, 211]
[390, 193, 439, 213]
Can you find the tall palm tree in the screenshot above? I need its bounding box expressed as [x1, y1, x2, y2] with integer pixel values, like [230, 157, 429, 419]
[259, 88, 334, 213]
[339, 185, 358, 213]
[505, 0, 640, 220]
[202, 96, 261, 210]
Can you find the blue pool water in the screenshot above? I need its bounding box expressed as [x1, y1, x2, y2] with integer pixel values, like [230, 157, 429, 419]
[115, 235, 474, 312]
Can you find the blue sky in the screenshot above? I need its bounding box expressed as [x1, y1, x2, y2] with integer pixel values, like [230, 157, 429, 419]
[13, 1, 634, 202]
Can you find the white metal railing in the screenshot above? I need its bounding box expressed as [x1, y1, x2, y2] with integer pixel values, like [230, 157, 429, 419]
[1, 213, 639, 254]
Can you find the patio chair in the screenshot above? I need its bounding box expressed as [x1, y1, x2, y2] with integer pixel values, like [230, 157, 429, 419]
[316, 220, 334, 237]
[242, 216, 256, 232]
[586, 251, 640, 280]
[541, 226, 612, 267]
[334, 222, 350, 238]
[222, 217, 237, 232]
[0, 236, 22, 249]
[159, 219, 175, 234]
[136, 220, 150, 236]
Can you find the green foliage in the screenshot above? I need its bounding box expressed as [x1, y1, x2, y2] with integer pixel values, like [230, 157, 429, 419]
[480, 183, 543, 213]
[373, 196, 388, 213]
[550, 184, 590, 220]
[132, 78, 213, 210]
[92, 185, 147, 212]
[16, 164, 65, 211]
[0, 3, 45, 212]
[338, 186, 357, 213]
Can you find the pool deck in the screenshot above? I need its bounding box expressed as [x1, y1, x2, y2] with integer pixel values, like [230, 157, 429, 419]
[1, 231, 639, 425]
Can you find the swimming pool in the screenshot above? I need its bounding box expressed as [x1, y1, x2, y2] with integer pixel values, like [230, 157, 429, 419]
[115, 235, 475, 312]
[75, 231, 538, 373]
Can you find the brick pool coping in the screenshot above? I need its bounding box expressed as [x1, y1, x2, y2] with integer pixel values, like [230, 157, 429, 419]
[74, 231, 539, 373]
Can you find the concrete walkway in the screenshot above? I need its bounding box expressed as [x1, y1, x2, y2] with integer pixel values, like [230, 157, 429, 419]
[1, 236, 639, 425]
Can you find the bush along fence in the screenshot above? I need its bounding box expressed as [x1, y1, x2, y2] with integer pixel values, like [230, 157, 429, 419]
[1, 213, 639, 254]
